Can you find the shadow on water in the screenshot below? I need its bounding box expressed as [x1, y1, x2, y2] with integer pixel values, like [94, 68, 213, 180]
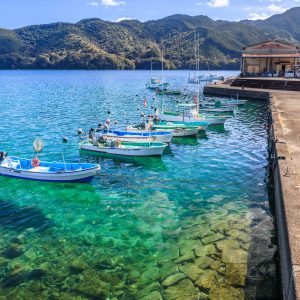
[244, 205, 281, 300]
[0, 198, 53, 233]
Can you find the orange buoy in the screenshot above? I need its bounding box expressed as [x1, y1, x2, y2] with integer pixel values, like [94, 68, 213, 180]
[31, 157, 40, 168]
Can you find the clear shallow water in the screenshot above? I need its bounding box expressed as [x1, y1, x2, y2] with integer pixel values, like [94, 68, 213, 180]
[0, 70, 279, 299]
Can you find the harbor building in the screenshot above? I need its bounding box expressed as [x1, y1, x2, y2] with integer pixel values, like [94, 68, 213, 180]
[241, 41, 300, 77]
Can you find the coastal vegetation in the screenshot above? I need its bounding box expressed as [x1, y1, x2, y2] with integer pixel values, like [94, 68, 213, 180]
[0, 7, 299, 70]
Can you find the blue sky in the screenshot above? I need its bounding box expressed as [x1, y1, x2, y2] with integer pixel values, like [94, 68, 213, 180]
[0, 0, 299, 29]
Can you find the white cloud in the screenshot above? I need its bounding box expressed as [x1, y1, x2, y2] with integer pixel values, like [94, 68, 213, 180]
[267, 3, 287, 13]
[115, 17, 133, 22]
[247, 12, 270, 20]
[101, 0, 125, 7]
[207, 0, 230, 7]
[87, 2, 99, 6]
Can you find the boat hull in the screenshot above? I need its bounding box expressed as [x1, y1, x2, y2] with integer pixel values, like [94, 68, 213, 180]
[80, 143, 166, 157]
[102, 131, 173, 144]
[168, 128, 199, 137]
[200, 107, 235, 113]
[126, 127, 200, 137]
[158, 114, 226, 125]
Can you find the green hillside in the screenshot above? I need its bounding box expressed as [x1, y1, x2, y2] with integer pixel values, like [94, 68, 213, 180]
[0, 8, 299, 70]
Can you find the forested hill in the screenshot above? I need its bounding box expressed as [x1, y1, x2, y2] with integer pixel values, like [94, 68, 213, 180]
[0, 7, 300, 70]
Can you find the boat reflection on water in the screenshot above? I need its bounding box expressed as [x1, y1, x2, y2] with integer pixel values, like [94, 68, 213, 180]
[171, 136, 200, 146]
[80, 149, 168, 171]
[207, 124, 227, 134]
[0, 175, 101, 205]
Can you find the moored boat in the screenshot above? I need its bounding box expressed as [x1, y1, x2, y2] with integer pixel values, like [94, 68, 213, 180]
[97, 130, 173, 144]
[0, 155, 100, 183]
[80, 141, 167, 157]
[146, 78, 169, 90]
[159, 111, 227, 125]
[127, 122, 205, 137]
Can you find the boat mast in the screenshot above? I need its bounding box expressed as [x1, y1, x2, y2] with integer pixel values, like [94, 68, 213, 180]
[161, 41, 165, 113]
[196, 32, 200, 116]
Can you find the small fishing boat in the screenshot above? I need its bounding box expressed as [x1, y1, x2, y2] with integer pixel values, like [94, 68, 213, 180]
[127, 122, 205, 137]
[0, 138, 100, 183]
[0, 155, 100, 183]
[80, 141, 167, 157]
[188, 74, 224, 84]
[96, 130, 173, 144]
[146, 78, 169, 90]
[159, 104, 228, 125]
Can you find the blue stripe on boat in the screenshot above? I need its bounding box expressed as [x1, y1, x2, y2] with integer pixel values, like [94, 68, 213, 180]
[110, 130, 172, 137]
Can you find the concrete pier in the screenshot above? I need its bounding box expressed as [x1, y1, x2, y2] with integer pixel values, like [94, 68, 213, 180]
[271, 90, 300, 299]
[204, 82, 300, 299]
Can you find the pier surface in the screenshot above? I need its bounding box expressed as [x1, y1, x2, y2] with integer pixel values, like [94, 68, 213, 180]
[272, 90, 300, 299]
[204, 82, 300, 299]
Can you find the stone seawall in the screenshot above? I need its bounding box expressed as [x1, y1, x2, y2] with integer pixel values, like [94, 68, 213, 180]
[269, 91, 300, 299]
[203, 85, 270, 100]
[204, 83, 300, 299]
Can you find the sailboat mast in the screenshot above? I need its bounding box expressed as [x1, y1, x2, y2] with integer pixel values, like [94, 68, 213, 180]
[161, 42, 165, 113]
[196, 32, 200, 116]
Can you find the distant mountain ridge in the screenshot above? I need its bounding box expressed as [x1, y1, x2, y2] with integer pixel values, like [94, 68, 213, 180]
[0, 7, 300, 70]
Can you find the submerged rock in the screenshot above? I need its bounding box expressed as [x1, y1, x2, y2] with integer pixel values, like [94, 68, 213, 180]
[163, 279, 197, 300]
[215, 239, 241, 252]
[225, 263, 247, 286]
[174, 251, 195, 264]
[71, 270, 109, 299]
[138, 282, 162, 298]
[141, 291, 163, 300]
[126, 270, 141, 283]
[2, 244, 25, 259]
[10, 235, 27, 245]
[195, 269, 221, 290]
[194, 244, 217, 258]
[179, 263, 204, 281]
[222, 249, 248, 264]
[201, 233, 224, 245]
[159, 262, 177, 281]
[227, 229, 250, 244]
[209, 283, 245, 300]
[162, 273, 186, 287]
[139, 267, 160, 285]
[210, 259, 226, 274]
[1, 270, 28, 287]
[159, 245, 179, 262]
[69, 258, 88, 274]
[195, 256, 215, 269]
[179, 239, 202, 256]
[28, 268, 47, 280]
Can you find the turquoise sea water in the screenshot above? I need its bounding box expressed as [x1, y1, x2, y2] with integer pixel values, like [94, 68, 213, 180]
[0, 70, 279, 299]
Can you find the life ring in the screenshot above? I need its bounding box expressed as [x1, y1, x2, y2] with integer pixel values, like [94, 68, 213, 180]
[31, 157, 40, 168]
